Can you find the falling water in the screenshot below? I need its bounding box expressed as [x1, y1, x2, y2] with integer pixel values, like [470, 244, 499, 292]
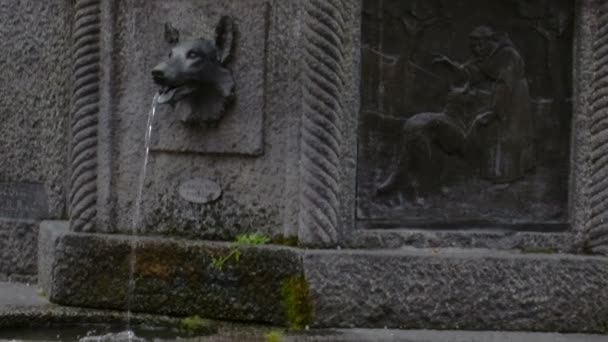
[125, 93, 160, 336]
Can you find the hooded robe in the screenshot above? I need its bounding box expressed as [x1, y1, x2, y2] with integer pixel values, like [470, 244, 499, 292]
[463, 37, 535, 183]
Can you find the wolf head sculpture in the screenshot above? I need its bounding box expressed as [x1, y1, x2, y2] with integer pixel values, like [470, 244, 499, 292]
[151, 17, 236, 126]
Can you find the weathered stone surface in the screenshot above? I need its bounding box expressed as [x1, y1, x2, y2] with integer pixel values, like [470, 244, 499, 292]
[0, 221, 38, 282]
[67, 0, 103, 233]
[0, 1, 71, 219]
[296, 0, 361, 246]
[6, 282, 607, 342]
[37, 221, 67, 298]
[584, 0, 608, 254]
[40, 222, 608, 333]
[287, 330, 608, 342]
[571, 0, 598, 249]
[304, 248, 608, 332]
[0, 283, 607, 341]
[0, 0, 71, 281]
[0, 183, 48, 220]
[347, 230, 575, 252]
[95, 0, 305, 241]
[39, 222, 303, 325]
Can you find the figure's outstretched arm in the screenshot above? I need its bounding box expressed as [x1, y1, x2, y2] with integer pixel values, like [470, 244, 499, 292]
[432, 53, 462, 70]
[432, 54, 479, 83]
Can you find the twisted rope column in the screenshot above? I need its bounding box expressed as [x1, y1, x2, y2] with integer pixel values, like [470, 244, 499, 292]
[299, 0, 350, 245]
[69, 0, 101, 232]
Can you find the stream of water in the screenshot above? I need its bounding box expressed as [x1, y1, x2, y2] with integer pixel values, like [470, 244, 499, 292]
[125, 94, 160, 338]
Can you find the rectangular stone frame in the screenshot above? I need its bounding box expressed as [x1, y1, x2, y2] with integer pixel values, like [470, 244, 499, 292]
[69, 0, 270, 234]
[66, 0, 607, 254]
[295, 0, 608, 253]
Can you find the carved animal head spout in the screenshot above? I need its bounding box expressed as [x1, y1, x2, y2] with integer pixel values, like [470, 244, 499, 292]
[152, 17, 236, 126]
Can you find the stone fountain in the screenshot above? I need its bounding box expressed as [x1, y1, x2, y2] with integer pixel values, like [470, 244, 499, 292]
[1, 0, 608, 335]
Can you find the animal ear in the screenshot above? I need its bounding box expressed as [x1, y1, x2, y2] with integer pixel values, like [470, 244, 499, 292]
[164, 22, 180, 45]
[215, 16, 236, 65]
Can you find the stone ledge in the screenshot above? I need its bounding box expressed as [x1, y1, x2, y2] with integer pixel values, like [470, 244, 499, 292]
[39, 222, 608, 333]
[38, 221, 303, 325]
[289, 329, 608, 342]
[304, 248, 608, 332]
[347, 229, 575, 252]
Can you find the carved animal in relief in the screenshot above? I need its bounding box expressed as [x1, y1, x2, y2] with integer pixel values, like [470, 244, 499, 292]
[151, 17, 236, 127]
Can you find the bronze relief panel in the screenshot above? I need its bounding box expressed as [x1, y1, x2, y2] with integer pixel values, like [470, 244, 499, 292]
[357, 0, 574, 228]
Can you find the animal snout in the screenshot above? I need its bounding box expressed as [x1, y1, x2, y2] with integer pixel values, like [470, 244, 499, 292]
[151, 66, 168, 85]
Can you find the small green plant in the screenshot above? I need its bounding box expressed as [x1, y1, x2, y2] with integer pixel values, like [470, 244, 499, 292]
[211, 247, 242, 271]
[281, 276, 313, 331]
[235, 233, 271, 245]
[265, 329, 284, 342]
[211, 233, 270, 271]
[179, 315, 212, 335]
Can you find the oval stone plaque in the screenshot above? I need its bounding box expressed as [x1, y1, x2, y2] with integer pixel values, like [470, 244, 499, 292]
[178, 178, 222, 204]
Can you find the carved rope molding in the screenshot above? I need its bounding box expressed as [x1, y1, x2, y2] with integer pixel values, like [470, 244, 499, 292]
[69, 0, 101, 232]
[299, 0, 351, 245]
[588, 0, 608, 254]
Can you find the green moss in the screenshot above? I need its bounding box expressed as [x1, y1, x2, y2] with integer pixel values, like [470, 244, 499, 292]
[211, 233, 270, 271]
[235, 233, 271, 245]
[265, 330, 284, 342]
[520, 247, 558, 254]
[178, 315, 212, 335]
[281, 276, 313, 331]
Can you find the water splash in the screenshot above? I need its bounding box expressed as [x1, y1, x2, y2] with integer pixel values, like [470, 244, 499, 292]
[79, 330, 145, 342]
[125, 93, 160, 335]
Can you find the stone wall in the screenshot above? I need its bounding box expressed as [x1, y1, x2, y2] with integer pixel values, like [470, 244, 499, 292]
[0, 0, 71, 280]
[66, 0, 321, 242]
[34, 0, 608, 333]
[88, 0, 298, 240]
[70, 0, 362, 246]
[66, 0, 608, 252]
